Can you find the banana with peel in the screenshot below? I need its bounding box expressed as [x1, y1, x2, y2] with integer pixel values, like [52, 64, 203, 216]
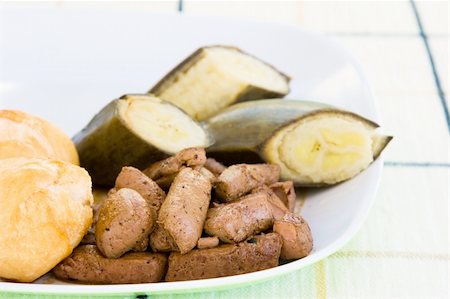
[204, 99, 392, 186]
[150, 46, 290, 121]
[73, 94, 213, 186]
[74, 45, 391, 187]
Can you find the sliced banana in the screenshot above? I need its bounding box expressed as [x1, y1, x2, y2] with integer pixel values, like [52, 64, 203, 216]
[262, 109, 392, 185]
[118, 95, 208, 153]
[204, 99, 328, 164]
[150, 46, 290, 120]
[204, 99, 391, 186]
[73, 94, 213, 186]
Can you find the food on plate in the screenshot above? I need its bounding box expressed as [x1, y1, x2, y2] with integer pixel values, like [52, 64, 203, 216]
[204, 158, 226, 176]
[50, 150, 312, 284]
[204, 99, 326, 165]
[2, 45, 394, 286]
[154, 173, 178, 191]
[0, 110, 79, 164]
[80, 189, 109, 246]
[149, 45, 290, 120]
[153, 167, 212, 254]
[53, 245, 167, 284]
[204, 192, 274, 243]
[215, 163, 280, 201]
[153, 167, 215, 191]
[0, 158, 93, 282]
[95, 188, 154, 258]
[197, 236, 220, 249]
[149, 222, 179, 253]
[115, 166, 166, 211]
[273, 214, 313, 260]
[143, 147, 206, 180]
[251, 185, 290, 221]
[73, 94, 213, 186]
[199, 167, 216, 182]
[205, 99, 392, 185]
[269, 181, 296, 212]
[165, 233, 282, 281]
[262, 109, 392, 185]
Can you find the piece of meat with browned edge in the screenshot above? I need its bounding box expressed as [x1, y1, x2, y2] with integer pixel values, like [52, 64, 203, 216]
[215, 164, 280, 202]
[197, 236, 219, 249]
[95, 188, 155, 258]
[273, 213, 313, 260]
[204, 192, 273, 243]
[204, 158, 226, 176]
[53, 245, 167, 284]
[143, 147, 206, 180]
[149, 223, 179, 252]
[152, 167, 211, 254]
[155, 172, 178, 191]
[165, 233, 282, 281]
[115, 166, 166, 211]
[80, 189, 109, 245]
[251, 185, 289, 221]
[270, 181, 296, 212]
[198, 167, 216, 183]
[156, 167, 215, 191]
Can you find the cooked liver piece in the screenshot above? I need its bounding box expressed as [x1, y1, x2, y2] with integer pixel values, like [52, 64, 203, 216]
[197, 236, 220, 249]
[273, 213, 313, 260]
[204, 158, 226, 176]
[155, 172, 178, 191]
[95, 188, 155, 258]
[53, 245, 167, 284]
[143, 147, 206, 180]
[156, 167, 211, 254]
[115, 166, 166, 211]
[269, 181, 296, 212]
[204, 192, 274, 243]
[251, 185, 289, 221]
[198, 167, 216, 183]
[149, 223, 179, 252]
[165, 233, 282, 281]
[215, 164, 280, 202]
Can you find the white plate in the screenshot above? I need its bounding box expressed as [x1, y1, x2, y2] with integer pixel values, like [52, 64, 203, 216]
[0, 4, 383, 296]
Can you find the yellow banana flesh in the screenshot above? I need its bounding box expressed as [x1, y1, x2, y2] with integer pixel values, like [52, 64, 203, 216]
[150, 46, 290, 120]
[262, 110, 392, 186]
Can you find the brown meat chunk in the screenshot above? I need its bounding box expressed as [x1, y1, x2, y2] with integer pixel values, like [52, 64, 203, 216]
[155, 167, 215, 191]
[270, 181, 296, 212]
[204, 158, 226, 176]
[149, 223, 179, 252]
[80, 231, 96, 245]
[155, 172, 179, 191]
[215, 164, 280, 202]
[143, 147, 206, 180]
[204, 192, 274, 243]
[53, 245, 167, 284]
[156, 167, 211, 254]
[198, 167, 216, 183]
[95, 188, 155, 258]
[80, 195, 105, 245]
[165, 233, 282, 281]
[115, 166, 166, 211]
[252, 185, 289, 221]
[273, 213, 313, 260]
[197, 236, 220, 249]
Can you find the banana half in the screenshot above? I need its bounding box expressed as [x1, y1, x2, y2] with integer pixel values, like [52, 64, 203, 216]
[150, 46, 290, 120]
[261, 109, 392, 186]
[73, 94, 213, 186]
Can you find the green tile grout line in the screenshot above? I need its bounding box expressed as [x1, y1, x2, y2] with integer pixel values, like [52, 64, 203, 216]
[410, 0, 450, 133]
